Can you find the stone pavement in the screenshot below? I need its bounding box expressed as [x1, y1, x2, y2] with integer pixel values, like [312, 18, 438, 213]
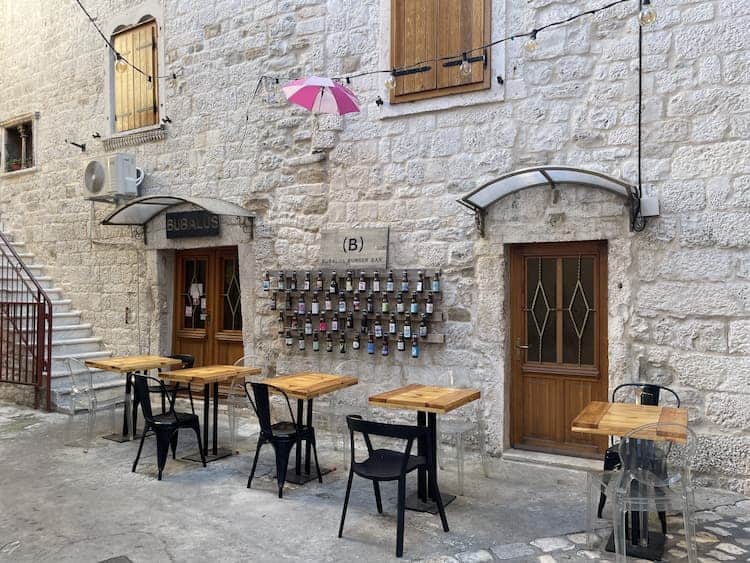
[0, 402, 748, 563]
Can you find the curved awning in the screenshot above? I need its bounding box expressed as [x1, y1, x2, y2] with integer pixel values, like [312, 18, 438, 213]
[458, 165, 642, 235]
[101, 195, 254, 226]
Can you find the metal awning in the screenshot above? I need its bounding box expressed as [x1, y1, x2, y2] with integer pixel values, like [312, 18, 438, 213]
[101, 195, 254, 226]
[458, 165, 641, 236]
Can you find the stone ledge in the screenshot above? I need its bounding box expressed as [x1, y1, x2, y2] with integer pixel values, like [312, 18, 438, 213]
[103, 126, 166, 151]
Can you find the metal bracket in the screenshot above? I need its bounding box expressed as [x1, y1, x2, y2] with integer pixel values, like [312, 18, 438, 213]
[475, 210, 486, 238]
[443, 49, 487, 69]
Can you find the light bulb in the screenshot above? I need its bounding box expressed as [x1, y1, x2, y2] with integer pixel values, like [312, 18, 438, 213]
[459, 59, 472, 76]
[146, 77, 153, 90]
[524, 31, 538, 54]
[384, 74, 397, 90]
[114, 56, 128, 74]
[638, 0, 657, 26]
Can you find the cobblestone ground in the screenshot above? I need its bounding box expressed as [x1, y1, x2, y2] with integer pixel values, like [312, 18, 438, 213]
[426, 500, 750, 562]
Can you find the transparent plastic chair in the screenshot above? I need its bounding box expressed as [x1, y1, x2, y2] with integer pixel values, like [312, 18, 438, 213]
[227, 354, 264, 453]
[588, 422, 697, 562]
[64, 358, 124, 452]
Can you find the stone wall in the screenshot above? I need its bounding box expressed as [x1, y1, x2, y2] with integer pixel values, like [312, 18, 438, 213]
[0, 0, 748, 492]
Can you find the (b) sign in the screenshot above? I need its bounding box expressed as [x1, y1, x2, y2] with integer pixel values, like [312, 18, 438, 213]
[320, 228, 389, 269]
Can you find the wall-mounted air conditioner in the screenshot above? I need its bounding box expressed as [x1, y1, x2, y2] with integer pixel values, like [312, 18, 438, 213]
[83, 153, 143, 201]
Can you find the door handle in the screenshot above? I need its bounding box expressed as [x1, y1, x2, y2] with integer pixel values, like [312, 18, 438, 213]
[515, 338, 529, 360]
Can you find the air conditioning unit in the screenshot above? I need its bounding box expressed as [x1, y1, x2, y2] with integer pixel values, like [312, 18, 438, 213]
[83, 154, 142, 201]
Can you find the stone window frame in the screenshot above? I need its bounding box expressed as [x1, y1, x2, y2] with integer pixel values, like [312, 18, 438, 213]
[103, 0, 167, 150]
[377, 0, 506, 120]
[0, 112, 40, 178]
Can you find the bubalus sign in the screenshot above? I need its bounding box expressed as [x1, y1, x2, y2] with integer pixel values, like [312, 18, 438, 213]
[320, 228, 389, 269]
[166, 211, 220, 239]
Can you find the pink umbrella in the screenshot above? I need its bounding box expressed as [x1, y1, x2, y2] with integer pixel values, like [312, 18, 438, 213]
[282, 76, 360, 115]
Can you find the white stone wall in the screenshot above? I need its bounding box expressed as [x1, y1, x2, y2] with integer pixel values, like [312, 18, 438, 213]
[1, 0, 748, 492]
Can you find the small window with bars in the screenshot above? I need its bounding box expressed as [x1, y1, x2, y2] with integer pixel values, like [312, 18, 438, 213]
[111, 19, 159, 133]
[1, 115, 36, 174]
[390, 0, 491, 103]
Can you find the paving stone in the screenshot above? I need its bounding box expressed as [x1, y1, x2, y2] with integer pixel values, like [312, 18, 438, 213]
[566, 533, 589, 544]
[537, 556, 557, 563]
[715, 543, 747, 556]
[736, 539, 750, 546]
[696, 531, 720, 543]
[530, 537, 574, 553]
[575, 549, 603, 560]
[669, 548, 688, 559]
[715, 521, 739, 528]
[704, 526, 734, 537]
[706, 549, 736, 561]
[490, 542, 537, 560]
[455, 549, 494, 562]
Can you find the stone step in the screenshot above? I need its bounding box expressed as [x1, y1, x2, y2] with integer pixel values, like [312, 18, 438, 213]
[18, 323, 93, 340]
[0, 240, 25, 250]
[51, 336, 104, 356]
[0, 287, 63, 301]
[52, 310, 83, 326]
[51, 299, 72, 313]
[0, 275, 55, 289]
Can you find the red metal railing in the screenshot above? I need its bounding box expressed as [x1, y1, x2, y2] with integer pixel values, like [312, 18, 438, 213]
[0, 230, 52, 410]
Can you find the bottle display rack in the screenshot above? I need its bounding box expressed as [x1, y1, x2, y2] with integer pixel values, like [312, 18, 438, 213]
[263, 269, 445, 358]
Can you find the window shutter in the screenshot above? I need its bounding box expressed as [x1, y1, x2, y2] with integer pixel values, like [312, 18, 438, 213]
[436, 0, 487, 89]
[391, 0, 437, 96]
[113, 20, 158, 133]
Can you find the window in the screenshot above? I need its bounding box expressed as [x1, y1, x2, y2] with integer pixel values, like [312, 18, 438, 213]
[390, 0, 491, 103]
[1, 114, 36, 175]
[112, 18, 159, 133]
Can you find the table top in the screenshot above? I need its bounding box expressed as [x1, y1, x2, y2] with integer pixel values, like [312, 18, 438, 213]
[160, 364, 262, 385]
[268, 372, 358, 400]
[571, 401, 688, 442]
[85, 355, 183, 373]
[369, 384, 481, 414]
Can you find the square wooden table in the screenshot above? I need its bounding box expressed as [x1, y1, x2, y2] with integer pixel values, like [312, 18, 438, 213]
[160, 364, 261, 462]
[571, 401, 688, 443]
[267, 372, 358, 484]
[85, 355, 183, 442]
[369, 384, 481, 513]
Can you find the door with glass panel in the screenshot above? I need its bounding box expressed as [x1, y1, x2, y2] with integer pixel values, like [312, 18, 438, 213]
[509, 241, 608, 458]
[172, 247, 244, 366]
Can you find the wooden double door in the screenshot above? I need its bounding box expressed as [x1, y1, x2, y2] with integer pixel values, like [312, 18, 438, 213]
[509, 241, 608, 458]
[172, 247, 244, 367]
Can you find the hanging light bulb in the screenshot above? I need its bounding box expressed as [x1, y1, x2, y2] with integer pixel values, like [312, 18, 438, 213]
[146, 76, 153, 90]
[384, 72, 397, 90]
[524, 30, 538, 54]
[459, 53, 472, 76]
[638, 0, 657, 26]
[114, 53, 128, 74]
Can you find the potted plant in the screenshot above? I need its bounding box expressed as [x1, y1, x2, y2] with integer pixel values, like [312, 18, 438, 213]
[6, 158, 21, 172]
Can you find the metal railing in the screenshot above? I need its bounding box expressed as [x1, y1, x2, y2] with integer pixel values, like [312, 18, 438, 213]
[0, 230, 52, 410]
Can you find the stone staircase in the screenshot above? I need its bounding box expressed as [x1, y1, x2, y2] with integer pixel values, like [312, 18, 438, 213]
[0, 233, 124, 412]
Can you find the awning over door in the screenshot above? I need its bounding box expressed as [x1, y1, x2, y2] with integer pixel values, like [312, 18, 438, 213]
[458, 165, 644, 236]
[101, 195, 254, 226]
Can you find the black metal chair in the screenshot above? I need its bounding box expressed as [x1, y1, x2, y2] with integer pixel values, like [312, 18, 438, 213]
[338, 415, 449, 558]
[597, 383, 680, 533]
[243, 381, 322, 498]
[132, 354, 195, 436]
[131, 374, 206, 480]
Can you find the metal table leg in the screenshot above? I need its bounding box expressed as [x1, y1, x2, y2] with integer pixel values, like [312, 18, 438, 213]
[305, 398, 313, 474]
[184, 381, 232, 463]
[285, 396, 334, 485]
[406, 411, 456, 514]
[102, 370, 133, 442]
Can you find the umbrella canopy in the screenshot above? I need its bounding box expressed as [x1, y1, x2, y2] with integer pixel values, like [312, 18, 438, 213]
[282, 76, 360, 115]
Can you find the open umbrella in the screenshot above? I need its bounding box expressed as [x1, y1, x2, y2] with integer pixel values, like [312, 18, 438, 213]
[282, 76, 360, 115]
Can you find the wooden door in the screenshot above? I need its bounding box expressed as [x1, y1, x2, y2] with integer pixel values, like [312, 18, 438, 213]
[509, 241, 608, 458]
[172, 247, 244, 366]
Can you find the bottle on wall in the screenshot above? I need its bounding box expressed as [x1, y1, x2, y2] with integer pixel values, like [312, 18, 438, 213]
[277, 313, 285, 335]
[298, 332, 305, 350]
[284, 292, 292, 311]
[367, 333, 375, 354]
[319, 315, 328, 333]
[329, 271, 338, 294]
[425, 292, 434, 315]
[358, 271, 367, 292]
[304, 271, 311, 292]
[345, 271, 353, 292]
[374, 315, 383, 339]
[278, 271, 285, 291]
[263, 271, 271, 291]
[400, 270, 409, 293]
[410, 293, 418, 314]
[339, 332, 346, 353]
[331, 314, 340, 332]
[382, 335, 390, 356]
[366, 293, 374, 314]
[290, 315, 299, 330]
[285, 330, 293, 347]
[304, 314, 313, 335]
[352, 333, 361, 350]
[431, 271, 440, 293]
[297, 295, 306, 315]
[386, 270, 395, 293]
[312, 331, 320, 352]
[396, 293, 404, 314]
[338, 292, 347, 313]
[411, 335, 420, 358]
[290, 271, 297, 291]
[326, 332, 333, 352]
[346, 313, 354, 329]
[416, 270, 424, 293]
[325, 293, 332, 312]
[270, 292, 277, 311]
[353, 292, 361, 312]
[315, 270, 324, 291]
[397, 332, 405, 352]
[311, 292, 320, 315]
[419, 315, 428, 338]
[381, 293, 389, 314]
[388, 314, 397, 335]
[360, 313, 369, 335]
[403, 314, 412, 339]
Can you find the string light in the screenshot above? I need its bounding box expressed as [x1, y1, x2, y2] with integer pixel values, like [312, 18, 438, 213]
[459, 53, 472, 76]
[384, 72, 397, 90]
[638, 0, 657, 26]
[524, 30, 539, 54]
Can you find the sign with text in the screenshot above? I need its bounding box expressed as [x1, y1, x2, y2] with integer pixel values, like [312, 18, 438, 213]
[166, 211, 220, 239]
[320, 228, 389, 269]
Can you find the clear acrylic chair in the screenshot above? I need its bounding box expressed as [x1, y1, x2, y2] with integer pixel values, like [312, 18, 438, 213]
[588, 422, 697, 563]
[227, 354, 264, 453]
[64, 358, 123, 452]
[435, 371, 488, 495]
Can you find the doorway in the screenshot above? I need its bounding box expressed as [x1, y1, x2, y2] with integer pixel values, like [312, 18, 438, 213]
[509, 241, 608, 458]
[172, 247, 244, 366]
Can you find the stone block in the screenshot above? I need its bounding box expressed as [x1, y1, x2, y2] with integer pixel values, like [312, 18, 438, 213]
[706, 393, 750, 432]
[728, 320, 750, 354]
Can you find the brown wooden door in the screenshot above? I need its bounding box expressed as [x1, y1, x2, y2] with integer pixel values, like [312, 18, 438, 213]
[509, 241, 608, 458]
[172, 247, 244, 366]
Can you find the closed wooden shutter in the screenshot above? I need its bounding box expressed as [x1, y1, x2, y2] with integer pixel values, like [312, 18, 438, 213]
[391, 0, 490, 103]
[113, 20, 159, 132]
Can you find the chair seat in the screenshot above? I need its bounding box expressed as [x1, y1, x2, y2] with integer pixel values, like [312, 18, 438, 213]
[151, 411, 199, 426]
[353, 449, 425, 481]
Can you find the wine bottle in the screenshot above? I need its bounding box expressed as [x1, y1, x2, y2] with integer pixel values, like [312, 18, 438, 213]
[360, 313, 369, 335]
[284, 292, 292, 311]
[315, 270, 324, 291]
[366, 293, 374, 314]
[346, 313, 354, 329]
[416, 270, 424, 293]
[311, 292, 320, 315]
[319, 315, 328, 333]
[400, 270, 409, 293]
[298, 332, 305, 350]
[345, 271, 353, 292]
[352, 333, 361, 350]
[386, 270, 395, 293]
[329, 271, 338, 294]
[403, 314, 412, 339]
[285, 330, 293, 346]
[297, 295, 306, 315]
[277, 271, 285, 291]
[372, 271, 381, 293]
[277, 313, 285, 335]
[410, 293, 418, 314]
[388, 314, 397, 335]
[358, 271, 367, 292]
[338, 292, 347, 313]
[396, 293, 404, 314]
[270, 292, 277, 311]
[324, 293, 332, 312]
[367, 334, 375, 354]
[304, 314, 313, 335]
[326, 332, 333, 352]
[263, 271, 270, 291]
[382, 335, 390, 356]
[312, 331, 320, 351]
[339, 332, 346, 353]
[374, 315, 383, 339]
[411, 336, 420, 358]
[381, 293, 389, 314]
[426, 292, 434, 315]
[353, 292, 361, 312]
[397, 332, 405, 352]
[290, 316, 298, 330]
[304, 271, 311, 292]
[290, 271, 297, 291]
[419, 315, 428, 338]
[432, 271, 440, 292]
[331, 314, 339, 332]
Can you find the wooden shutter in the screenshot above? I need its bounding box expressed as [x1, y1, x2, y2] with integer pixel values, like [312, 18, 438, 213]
[436, 0, 487, 88]
[113, 20, 159, 133]
[391, 0, 437, 96]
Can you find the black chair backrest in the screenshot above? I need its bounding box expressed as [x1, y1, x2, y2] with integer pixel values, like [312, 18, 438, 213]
[243, 382, 296, 437]
[346, 415, 429, 472]
[134, 374, 177, 423]
[168, 354, 195, 369]
[612, 383, 680, 407]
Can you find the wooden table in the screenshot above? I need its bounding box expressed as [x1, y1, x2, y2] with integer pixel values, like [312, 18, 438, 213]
[160, 364, 261, 462]
[85, 355, 183, 442]
[571, 401, 689, 560]
[269, 372, 358, 484]
[571, 401, 688, 443]
[369, 384, 481, 513]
